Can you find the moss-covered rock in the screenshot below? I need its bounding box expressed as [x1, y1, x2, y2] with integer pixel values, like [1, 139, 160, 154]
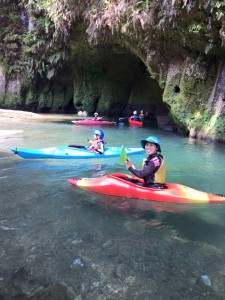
[1, 0, 225, 142]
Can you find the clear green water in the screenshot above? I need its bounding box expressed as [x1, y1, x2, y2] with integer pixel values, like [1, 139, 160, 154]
[1, 117, 225, 298]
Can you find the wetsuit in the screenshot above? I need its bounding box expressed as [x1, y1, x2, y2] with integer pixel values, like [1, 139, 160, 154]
[128, 153, 166, 187]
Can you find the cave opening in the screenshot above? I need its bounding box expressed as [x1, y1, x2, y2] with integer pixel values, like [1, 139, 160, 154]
[58, 43, 169, 119]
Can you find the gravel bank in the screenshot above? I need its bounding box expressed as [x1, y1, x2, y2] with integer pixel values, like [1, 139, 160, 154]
[0, 109, 43, 120]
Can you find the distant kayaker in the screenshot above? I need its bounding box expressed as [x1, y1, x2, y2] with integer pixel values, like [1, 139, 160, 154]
[87, 129, 105, 154]
[92, 112, 102, 121]
[130, 111, 141, 121]
[139, 110, 145, 119]
[126, 136, 166, 188]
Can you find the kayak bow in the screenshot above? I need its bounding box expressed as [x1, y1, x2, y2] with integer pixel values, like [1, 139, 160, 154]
[128, 118, 142, 126]
[67, 173, 225, 204]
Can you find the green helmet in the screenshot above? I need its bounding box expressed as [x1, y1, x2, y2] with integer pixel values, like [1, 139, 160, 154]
[141, 136, 161, 152]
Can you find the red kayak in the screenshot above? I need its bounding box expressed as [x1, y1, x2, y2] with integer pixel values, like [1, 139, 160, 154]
[67, 173, 225, 204]
[72, 119, 116, 125]
[128, 118, 142, 126]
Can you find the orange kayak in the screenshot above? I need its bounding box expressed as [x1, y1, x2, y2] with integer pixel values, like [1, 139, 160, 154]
[67, 173, 225, 204]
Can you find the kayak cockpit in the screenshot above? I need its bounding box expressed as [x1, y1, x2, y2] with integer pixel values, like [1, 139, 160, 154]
[109, 173, 167, 190]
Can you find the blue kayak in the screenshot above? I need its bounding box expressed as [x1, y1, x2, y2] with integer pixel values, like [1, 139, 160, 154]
[11, 146, 145, 159]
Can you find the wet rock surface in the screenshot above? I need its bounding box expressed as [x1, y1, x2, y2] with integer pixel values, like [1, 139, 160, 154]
[1, 222, 225, 299]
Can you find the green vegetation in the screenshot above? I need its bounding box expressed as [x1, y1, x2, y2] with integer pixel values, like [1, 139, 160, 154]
[1, 0, 225, 140]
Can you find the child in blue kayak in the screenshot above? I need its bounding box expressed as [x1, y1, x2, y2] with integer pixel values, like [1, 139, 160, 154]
[126, 136, 166, 188]
[87, 129, 105, 154]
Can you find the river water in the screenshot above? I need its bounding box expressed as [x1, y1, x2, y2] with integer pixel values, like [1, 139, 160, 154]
[1, 116, 225, 299]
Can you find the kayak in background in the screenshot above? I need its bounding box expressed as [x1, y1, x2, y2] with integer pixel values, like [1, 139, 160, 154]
[128, 118, 142, 126]
[67, 173, 225, 204]
[11, 146, 145, 159]
[72, 119, 116, 125]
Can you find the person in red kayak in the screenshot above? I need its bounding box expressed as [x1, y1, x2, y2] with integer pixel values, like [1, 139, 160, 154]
[139, 110, 145, 119]
[126, 136, 166, 188]
[130, 111, 141, 121]
[87, 129, 105, 154]
[92, 112, 102, 121]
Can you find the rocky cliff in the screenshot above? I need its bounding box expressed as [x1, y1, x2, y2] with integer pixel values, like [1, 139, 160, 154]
[0, 0, 225, 141]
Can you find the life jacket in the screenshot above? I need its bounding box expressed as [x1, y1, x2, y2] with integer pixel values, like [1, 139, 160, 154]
[155, 157, 166, 184]
[143, 153, 166, 185]
[89, 139, 105, 154]
[132, 115, 139, 121]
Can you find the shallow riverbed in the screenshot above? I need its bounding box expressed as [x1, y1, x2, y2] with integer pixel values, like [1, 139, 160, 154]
[1, 115, 225, 299]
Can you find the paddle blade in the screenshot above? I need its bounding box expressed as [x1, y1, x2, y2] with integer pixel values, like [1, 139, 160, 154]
[119, 117, 129, 121]
[69, 145, 86, 149]
[119, 145, 127, 164]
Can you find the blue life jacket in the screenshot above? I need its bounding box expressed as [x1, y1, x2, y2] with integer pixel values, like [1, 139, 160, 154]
[133, 115, 139, 121]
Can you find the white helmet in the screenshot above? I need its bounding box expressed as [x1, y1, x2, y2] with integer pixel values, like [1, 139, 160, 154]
[94, 112, 98, 116]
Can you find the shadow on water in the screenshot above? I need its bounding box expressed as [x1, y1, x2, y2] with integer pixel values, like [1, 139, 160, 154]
[80, 190, 225, 248]
[163, 205, 225, 248]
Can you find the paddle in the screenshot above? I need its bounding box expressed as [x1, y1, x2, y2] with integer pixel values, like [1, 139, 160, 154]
[119, 145, 127, 164]
[119, 117, 130, 121]
[69, 144, 86, 149]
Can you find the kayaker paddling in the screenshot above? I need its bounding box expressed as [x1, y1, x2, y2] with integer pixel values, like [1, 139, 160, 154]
[139, 110, 145, 119]
[92, 112, 102, 121]
[130, 110, 141, 122]
[87, 129, 105, 154]
[126, 136, 166, 188]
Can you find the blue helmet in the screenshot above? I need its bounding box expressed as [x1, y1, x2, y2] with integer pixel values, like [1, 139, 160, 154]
[93, 129, 104, 139]
[141, 136, 161, 152]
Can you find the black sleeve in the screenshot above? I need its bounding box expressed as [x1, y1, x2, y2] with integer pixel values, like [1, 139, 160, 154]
[128, 160, 159, 179]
